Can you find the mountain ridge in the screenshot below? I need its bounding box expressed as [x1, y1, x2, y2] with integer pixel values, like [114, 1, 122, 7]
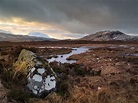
[81, 30, 138, 41]
[0, 29, 12, 34]
[0, 32, 55, 42]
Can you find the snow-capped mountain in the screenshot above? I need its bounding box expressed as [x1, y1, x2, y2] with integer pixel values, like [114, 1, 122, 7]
[0, 31, 55, 41]
[28, 32, 50, 38]
[81, 30, 138, 41]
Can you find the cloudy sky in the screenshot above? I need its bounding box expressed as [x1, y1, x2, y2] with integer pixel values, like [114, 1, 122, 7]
[0, 0, 138, 39]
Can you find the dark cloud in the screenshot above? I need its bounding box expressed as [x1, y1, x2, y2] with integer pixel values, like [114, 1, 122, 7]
[0, 0, 138, 35]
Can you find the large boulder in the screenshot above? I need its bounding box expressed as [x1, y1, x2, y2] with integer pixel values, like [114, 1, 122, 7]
[13, 49, 57, 97]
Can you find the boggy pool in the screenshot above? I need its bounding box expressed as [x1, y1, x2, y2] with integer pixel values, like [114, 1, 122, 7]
[47, 47, 89, 63]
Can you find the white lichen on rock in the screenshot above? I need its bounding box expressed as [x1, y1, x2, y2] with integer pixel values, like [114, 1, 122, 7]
[13, 49, 57, 96]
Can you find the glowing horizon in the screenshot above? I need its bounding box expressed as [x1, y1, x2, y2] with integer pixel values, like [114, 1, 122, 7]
[0, 17, 83, 39]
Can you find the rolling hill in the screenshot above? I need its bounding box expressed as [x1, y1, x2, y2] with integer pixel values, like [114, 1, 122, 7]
[0, 32, 54, 42]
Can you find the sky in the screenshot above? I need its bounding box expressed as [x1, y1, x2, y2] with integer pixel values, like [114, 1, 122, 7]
[0, 0, 138, 39]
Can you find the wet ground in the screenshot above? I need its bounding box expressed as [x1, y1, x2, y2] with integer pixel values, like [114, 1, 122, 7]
[47, 47, 89, 63]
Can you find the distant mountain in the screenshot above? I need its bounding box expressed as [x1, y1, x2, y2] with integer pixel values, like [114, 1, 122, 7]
[81, 30, 138, 41]
[0, 32, 55, 42]
[28, 32, 50, 38]
[0, 29, 12, 34]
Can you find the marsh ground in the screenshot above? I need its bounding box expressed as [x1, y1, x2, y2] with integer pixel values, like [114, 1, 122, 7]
[0, 40, 138, 103]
